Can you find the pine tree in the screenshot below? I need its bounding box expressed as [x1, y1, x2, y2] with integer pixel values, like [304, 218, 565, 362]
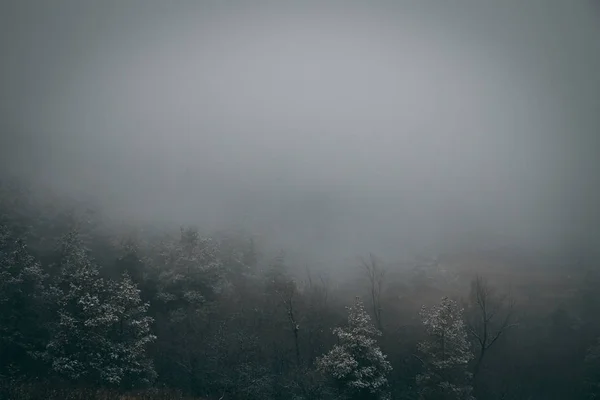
[45, 231, 156, 387]
[154, 227, 222, 310]
[103, 272, 157, 387]
[151, 227, 223, 394]
[0, 225, 48, 377]
[417, 297, 475, 400]
[317, 297, 392, 400]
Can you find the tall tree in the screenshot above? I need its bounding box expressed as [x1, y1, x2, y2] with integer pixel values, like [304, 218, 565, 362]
[305, 267, 331, 364]
[270, 276, 302, 367]
[417, 297, 474, 400]
[45, 231, 156, 387]
[317, 297, 392, 400]
[360, 253, 385, 332]
[466, 275, 516, 377]
[0, 225, 48, 377]
[263, 253, 302, 374]
[151, 227, 223, 394]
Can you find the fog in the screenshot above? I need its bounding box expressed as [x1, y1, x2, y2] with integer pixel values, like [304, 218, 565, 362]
[1, 0, 599, 264]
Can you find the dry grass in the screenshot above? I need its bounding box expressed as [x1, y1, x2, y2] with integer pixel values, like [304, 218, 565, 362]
[0, 383, 203, 400]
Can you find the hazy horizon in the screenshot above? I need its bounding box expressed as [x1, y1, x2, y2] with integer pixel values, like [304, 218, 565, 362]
[2, 0, 599, 263]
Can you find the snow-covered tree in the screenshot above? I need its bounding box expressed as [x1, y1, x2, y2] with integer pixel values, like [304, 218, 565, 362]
[417, 297, 475, 400]
[45, 231, 156, 387]
[0, 225, 48, 376]
[153, 227, 223, 311]
[150, 227, 223, 393]
[317, 297, 392, 400]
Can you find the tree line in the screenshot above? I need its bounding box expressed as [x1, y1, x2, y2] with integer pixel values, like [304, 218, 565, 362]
[1, 180, 600, 400]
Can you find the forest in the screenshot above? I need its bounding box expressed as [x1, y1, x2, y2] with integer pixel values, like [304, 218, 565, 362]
[2, 1, 600, 399]
[1, 179, 599, 400]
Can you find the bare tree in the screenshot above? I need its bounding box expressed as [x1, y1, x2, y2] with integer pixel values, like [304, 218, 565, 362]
[466, 275, 517, 377]
[360, 253, 385, 332]
[272, 277, 301, 367]
[305, 266, 330, 363]
[305, 265, 329, 306]
[283, 282, 301, 367]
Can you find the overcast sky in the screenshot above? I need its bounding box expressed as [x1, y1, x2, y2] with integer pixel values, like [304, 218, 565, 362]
[1, 1, 599, 262]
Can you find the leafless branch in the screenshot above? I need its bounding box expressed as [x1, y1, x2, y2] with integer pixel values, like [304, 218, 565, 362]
[468, 274, 518, 376]
[412, 353, 426, 366]
[360, 253, 385, 332]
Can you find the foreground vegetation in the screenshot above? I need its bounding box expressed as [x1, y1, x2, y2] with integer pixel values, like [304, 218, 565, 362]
[0, 384, 200, 400]
[1, 179, 600, 400]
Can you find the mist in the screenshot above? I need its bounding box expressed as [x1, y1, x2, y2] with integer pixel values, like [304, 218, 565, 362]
[2, 0, 599, 263]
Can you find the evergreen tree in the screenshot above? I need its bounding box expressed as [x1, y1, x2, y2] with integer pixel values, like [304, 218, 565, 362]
[104, 272, 157, 387]
[45, 231, 156, 387]
[154, 227, 222, 309]
[0, 225, 48, 377]
[417, 297, 475, 400]
[317, 297, 392, 400]
[151, 227, 223, 394]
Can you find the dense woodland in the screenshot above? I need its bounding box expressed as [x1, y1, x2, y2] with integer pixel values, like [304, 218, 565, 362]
[1, 178, 600, 400]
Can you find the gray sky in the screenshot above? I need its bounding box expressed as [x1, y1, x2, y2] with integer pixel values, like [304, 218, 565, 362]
[1, 1, 599, 262]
